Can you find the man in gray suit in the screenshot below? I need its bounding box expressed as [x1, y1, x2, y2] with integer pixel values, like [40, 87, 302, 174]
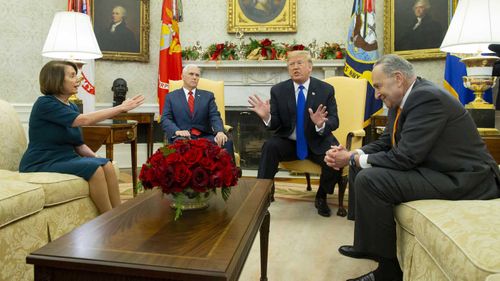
[325, 54, 499, 281]
[161, 65, 234, 160]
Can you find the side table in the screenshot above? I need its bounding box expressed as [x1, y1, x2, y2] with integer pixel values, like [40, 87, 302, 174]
[478, 129, 500, 164]
[81, 120, 138, 196]
[113, 112, 156, 158]
[370, 111, 388, 141]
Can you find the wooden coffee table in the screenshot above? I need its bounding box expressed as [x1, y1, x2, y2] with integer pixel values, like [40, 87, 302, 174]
[27, 178, 272, 281]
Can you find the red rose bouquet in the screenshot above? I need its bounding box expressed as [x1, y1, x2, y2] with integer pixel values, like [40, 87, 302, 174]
[139, 138, 239, 220]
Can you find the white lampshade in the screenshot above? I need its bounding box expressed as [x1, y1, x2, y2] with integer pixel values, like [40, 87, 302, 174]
[42, 11, 102, 60]
[440, 0, 500, 54]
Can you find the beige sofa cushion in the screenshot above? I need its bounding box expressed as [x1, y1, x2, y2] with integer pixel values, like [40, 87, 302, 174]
[395, 199, 500, 281]
[18, 172, 89, 206]
[0, 100, 27, 171]
[487, 274, 500, 281]
[0, 180, 44, 228]
[0, 169, 89, 206]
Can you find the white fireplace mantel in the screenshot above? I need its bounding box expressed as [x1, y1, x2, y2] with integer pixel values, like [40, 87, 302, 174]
[183, 59, 345, 107]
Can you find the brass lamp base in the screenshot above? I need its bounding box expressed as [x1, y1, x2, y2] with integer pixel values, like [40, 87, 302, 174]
[462, 76, 496, 109]
[68, 94, 83, 113]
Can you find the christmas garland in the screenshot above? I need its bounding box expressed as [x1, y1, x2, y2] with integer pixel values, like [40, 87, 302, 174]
[182, 39, 346, 61]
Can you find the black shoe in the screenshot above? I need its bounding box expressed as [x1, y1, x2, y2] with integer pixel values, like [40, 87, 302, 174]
[338, 245, 379, 261]
[347, 271, 376, 281]
[314, 197, 331, 217]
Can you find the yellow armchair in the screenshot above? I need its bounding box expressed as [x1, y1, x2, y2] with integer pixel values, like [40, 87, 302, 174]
[168, 78, 240, 166]
[279, 76, 367, 216]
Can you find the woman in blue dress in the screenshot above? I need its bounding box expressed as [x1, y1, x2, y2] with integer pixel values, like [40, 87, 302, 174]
[19, 60, 144, 213]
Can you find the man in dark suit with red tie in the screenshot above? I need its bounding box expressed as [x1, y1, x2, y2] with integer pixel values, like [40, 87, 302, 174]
[248, 50, 342, 217]
[161, 65, 234, 159]
[325, 54, 500, 281]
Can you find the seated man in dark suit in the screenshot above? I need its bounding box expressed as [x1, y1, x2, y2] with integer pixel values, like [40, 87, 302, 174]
[248, 50, 342, 217]
[325, 54, 499, 281]
[161, 64, 235, 161]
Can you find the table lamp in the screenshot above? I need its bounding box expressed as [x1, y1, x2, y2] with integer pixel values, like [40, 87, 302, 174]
[440, 0, 500, 129]
[42, 11, 102, 109]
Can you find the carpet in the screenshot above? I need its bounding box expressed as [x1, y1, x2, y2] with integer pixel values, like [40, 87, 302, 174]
[273, 180, 348, 207]
[118, 172, 134, 202]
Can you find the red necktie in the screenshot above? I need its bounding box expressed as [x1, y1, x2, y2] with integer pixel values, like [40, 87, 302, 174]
[188, 91, 201, 136]
[188, 91, 194, 116]
[392, 107, 401, 147]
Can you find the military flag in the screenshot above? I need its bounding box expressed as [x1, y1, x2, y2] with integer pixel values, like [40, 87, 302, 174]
[344, 0, 382, 127]
[158, 0, 183, 115]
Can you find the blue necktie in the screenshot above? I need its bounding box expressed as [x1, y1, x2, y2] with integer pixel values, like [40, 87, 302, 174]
[296, 85, 308, 160]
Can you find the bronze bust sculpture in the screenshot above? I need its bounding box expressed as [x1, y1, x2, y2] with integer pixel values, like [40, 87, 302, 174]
[112, 78, 128, 106]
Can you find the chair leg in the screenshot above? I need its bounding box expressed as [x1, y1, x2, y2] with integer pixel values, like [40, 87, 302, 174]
[336, 175, 348, 217]
[271, 182, 275, 202]
[305, 173, 312, 191]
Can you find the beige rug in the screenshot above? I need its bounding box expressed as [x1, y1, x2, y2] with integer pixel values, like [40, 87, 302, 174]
[118, 172, 134, 202]
[273, 180, 348, 208]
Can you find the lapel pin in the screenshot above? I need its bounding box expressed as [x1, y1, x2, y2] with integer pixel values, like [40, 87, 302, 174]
[312, 92, 316, 96]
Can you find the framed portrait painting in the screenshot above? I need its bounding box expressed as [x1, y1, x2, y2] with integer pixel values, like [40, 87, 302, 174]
[384, 0, 457, 60]
[227, 0, 297, 33]
[90, 0, 149, 62]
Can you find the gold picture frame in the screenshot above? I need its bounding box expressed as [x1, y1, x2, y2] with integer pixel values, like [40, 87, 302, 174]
[90, 0, 149, 62]
[384, 0, 457, 60]
[228, 0, 296, 33]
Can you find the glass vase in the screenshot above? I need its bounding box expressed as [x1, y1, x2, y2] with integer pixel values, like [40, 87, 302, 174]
[168, 189, 213, 211]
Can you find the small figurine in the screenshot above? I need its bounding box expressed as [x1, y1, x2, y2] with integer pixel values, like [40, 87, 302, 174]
[308, 39, 319, 59]
[194, 41, 203, 54]
[235, 29, 246, 60]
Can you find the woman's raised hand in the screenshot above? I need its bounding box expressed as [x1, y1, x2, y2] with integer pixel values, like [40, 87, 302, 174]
[121, 95, 145, 112]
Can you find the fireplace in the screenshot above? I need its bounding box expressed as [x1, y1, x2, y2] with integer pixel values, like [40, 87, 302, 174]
[226, 107, 273, 169]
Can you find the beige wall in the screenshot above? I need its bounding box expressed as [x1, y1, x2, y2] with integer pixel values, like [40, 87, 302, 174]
[0, 0, 445, 105]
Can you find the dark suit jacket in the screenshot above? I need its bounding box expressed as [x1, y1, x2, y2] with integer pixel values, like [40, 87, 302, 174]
[362, 78, 500, 199]
[161, 88, 224, 141]
[268, 77, 339, 155]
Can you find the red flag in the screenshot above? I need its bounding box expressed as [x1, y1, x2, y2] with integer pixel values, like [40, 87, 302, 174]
[158, 0, 183, 115]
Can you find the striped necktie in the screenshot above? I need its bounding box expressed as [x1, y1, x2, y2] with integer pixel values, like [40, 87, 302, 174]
[392, 107, 401, 147]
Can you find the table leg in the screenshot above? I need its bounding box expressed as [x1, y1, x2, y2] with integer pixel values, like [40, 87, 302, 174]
[131, 139, 138, 197]
[260, 210, 270, 281]
[147, 121, 154, 158]
[106, 144, 113, 160]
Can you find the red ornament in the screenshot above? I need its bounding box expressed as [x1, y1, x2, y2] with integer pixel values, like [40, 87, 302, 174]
[335, 50, 343, 59]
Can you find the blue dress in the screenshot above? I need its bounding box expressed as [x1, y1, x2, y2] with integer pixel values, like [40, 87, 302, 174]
[19, 95, 108, 180]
